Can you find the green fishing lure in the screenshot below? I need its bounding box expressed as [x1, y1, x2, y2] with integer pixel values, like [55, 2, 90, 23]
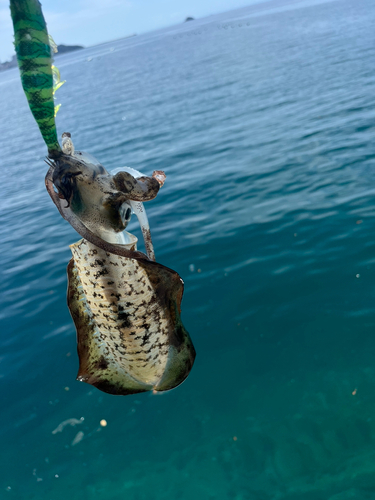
[10, 0, 61, 156]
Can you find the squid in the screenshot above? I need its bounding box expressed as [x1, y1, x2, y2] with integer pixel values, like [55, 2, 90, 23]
[10, 0, 195, 395]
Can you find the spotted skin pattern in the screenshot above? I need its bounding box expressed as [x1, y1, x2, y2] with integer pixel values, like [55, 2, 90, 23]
[68, 239, 195, 395]
[10, 0, 61, 156]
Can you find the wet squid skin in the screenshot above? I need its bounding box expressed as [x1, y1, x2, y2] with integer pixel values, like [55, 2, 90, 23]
[68, 239, 194, 395]
[49, 146, 195, 395]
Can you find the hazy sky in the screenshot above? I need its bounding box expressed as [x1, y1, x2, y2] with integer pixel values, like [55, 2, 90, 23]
[0, 0, 266, 62]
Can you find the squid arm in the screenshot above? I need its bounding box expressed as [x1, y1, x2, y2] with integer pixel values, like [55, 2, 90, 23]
[112, 166, 166, 261]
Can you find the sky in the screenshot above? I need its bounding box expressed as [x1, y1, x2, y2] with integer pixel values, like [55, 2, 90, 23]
[0, 0, 266, 62]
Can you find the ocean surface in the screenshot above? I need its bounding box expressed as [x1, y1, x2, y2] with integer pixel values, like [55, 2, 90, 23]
[1, 0, 375, 498]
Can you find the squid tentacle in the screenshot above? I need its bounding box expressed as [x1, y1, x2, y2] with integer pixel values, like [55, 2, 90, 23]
[130, 200, 155, 261]
[113, 171, 160, 202]
[111, 166, 165, 262]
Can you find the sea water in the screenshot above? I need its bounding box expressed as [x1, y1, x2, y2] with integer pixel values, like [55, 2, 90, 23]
[1, 0, 375, 498]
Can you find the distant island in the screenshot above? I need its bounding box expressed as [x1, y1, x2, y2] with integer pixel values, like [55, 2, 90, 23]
[0, 44, 84, 72]
[0, 55, 17, 71]
[54, 44, 84, 55]
[185, 17, 195, 22]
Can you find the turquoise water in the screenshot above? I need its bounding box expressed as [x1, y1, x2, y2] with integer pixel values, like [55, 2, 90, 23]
[1, 0, 375, 497]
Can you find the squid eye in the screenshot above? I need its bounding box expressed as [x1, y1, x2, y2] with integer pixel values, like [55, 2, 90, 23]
[119, 202, 132, 227]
